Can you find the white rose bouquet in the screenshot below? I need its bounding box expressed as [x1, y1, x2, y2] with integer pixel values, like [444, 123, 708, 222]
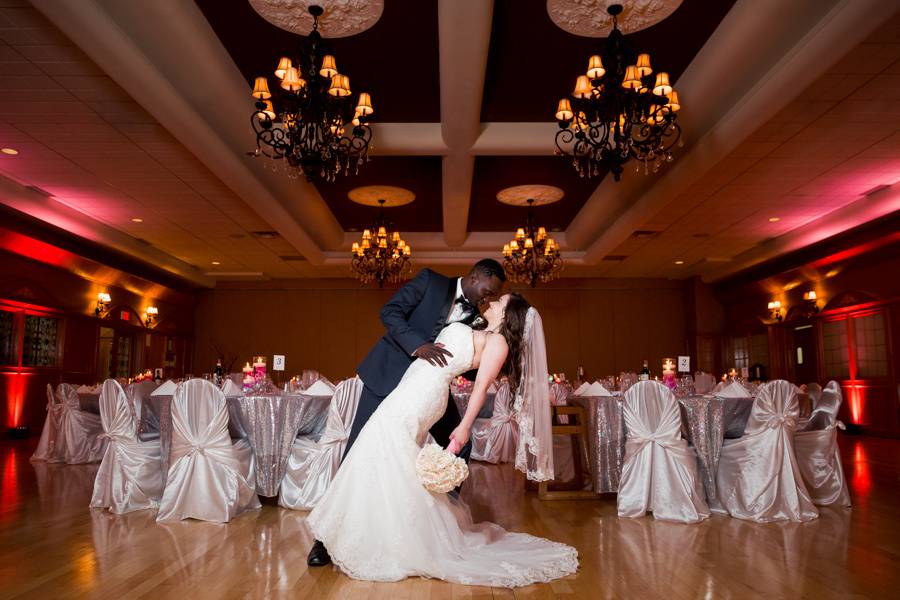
[415, 443, 469, 493]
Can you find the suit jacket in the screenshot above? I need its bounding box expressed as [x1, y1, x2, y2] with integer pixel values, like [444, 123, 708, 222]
[357, 268, 459, 397]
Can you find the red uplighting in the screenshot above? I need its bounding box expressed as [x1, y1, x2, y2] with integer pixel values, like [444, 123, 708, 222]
[0, 230, 76, 268]
[1, 448, 18, 515]
[4, 373, 27, 429]
[851, 443, 871, 497]
[845, 384, 864, 425]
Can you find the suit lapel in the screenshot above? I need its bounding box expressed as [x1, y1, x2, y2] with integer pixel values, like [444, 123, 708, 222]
[430, 277, 458, 341]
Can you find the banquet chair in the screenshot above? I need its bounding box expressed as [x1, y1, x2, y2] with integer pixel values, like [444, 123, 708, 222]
[794, 381, 851, 507]
[279, 377, 362, 510]
[617, 381, 709, 522]
[156, 379, 260, 522]
[805, 382, 823, 407]
[539, 405, 595, 500]
[470, 381, 518, 464]
[90, 379, 164, 514]
[716, 380, 818, 522]
[694, 372, 716, 395]
[31, 384, 65, 461]
[53, 383, 106, 464]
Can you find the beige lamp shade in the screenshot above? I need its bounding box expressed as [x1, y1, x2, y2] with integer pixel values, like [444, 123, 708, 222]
[275, 57, 292, 79]
[280, 67, 305, 91]
[252, 77, 271, 99]
[621, 65, 641, 90]
[653, 72, 672, 96]
[262, 100, 276, 120]
[555, 98, 573, 121]
[666, 89, 680, 112]
[356, 92, 374, 115]
[572, 75, 592, 98]
[329, 73, 351, 97]
[320, 55, 338, 78]
[636, 53, 652, 77]
[352, 108, 362, 126]
[587, 55, 605, 79]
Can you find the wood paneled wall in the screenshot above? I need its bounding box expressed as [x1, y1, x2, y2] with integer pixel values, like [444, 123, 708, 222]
[192, 276, 688, 384]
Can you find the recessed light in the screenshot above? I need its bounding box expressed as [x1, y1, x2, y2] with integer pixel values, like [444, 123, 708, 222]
[768, 217, 781, 222]
[211, 261, 221, 265]
[131, 217, 143, 223]
[674, 260, 684, 265]
[1, 148, 18, 155]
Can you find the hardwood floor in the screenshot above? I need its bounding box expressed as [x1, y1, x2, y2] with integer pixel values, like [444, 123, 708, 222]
[1, 435, 897, 599]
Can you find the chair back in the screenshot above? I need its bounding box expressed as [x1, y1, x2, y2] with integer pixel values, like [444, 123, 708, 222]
[744, 380, 799, 436]
[493, 382, 514, 418]
[694, 372, 716, 394]
[46, 383, 56, 407]
[99, 379, 137, 442]
[318, 377, 363, 445]
[805, 382, 823, 408]
[805, 381, 843, 431]
[57, 383, 81, 410]
[622, 380, 681, 443]
[170, 379, 231, 459]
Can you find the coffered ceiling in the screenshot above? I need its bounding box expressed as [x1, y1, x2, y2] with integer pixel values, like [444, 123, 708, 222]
[1, 0, 899, 288]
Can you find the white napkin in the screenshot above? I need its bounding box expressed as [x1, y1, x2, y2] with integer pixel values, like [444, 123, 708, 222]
[588, 381, 612, 396]
[222, 379, 242, 397]
[151, 379, 177, 396]
[304, 379, 336, 396]
[573, 382, 590, 396]
[717, 381, 751, 398]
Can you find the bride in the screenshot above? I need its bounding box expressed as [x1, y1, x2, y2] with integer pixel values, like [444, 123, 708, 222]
[308, 293, 579, 587]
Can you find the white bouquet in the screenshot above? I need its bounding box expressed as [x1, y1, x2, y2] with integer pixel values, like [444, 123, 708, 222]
[415, 443, 469, 493]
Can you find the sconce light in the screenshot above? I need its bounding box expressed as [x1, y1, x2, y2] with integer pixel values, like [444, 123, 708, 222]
[803, 290, 819, 313]
[767, 300, 783, 322]
[95, 292, 111, 316]
[144, 305, 158, 326]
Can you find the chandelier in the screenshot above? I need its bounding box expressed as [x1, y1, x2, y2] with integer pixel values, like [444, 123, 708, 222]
[351, 199, 412, 287]
[554, 4, 682, 181]
[249, 5, 373, 182]
[501, 199, 563, 287]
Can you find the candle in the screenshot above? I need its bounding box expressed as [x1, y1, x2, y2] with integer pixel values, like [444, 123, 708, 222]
[242, 362, 252, 374]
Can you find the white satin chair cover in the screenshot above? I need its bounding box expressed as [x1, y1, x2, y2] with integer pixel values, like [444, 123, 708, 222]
[31, 384, 65, 461]
[279, 377, 362, 510]
[716, 380, 818, 522]
[471, 382, 518, 464]
[53, 383, 106, 464]
[90, 379, 164, 514]
[617, 381, 710, 523]
[156, 379, 261, 522]
[694, 372, 716, 395]
[794, 381, 851, 507]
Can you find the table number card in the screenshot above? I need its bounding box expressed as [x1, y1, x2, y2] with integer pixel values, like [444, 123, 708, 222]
[677, 356, 690, 373]
[273, 355, 286, 371]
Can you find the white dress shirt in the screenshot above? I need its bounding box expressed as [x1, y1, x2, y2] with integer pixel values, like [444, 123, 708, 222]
[446, 278, 469, 324]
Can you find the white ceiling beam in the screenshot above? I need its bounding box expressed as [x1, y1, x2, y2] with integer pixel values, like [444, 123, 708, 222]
[30, 0, 339, 263]
[472, 122, 558, 155]
[438, 0, 494, 247]
[0, 175, 215, 287]
[568, 0, 900, 263]
[369, 123, 448, 155]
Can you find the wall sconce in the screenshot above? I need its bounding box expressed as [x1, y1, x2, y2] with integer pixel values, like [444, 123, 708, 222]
[95, 292, 111, 316]
[803, 290, 820, 313]
[767, 300, 783, 322]
[144, 305, 158, 326]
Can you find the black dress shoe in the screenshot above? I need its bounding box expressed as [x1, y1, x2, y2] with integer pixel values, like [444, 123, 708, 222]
[307, 539, 332, 567]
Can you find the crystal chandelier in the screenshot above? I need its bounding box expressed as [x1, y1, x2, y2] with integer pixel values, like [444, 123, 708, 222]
[501, 199, 563, 287]
[249, 5, 373, 182]
[351, 199, 412, 287]
[554, 4, 683, 181]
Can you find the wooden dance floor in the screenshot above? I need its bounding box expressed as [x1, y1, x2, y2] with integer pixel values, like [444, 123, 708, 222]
[1, 436, 898, 599]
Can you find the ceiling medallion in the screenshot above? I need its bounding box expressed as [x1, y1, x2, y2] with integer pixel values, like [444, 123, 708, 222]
[249, 4, 373, 182]
[351, 199, 412, 288]
[553, 3, 683, 181]
[497, 184, 565, 206]
[248, 0, 384, 38]
[348, 185, 416, 207]
[547, 0, 683, 37]
[501, 198, 563, 288]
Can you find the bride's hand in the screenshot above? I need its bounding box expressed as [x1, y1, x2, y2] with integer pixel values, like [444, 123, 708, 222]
[448, 425, 470, 454]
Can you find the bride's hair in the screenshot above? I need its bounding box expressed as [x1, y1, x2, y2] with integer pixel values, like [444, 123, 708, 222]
[498, 292, 531, 394]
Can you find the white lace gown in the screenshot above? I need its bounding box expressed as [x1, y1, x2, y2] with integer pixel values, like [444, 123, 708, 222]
[308, 323, 579, 587]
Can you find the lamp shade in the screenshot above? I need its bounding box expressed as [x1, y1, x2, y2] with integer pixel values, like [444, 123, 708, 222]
[621, 65, 641, 90]
[252, 77, 271, 99]
[636, 53, 652, 77]
[587, 55, 605, 79]
[329, 74, 351, 97]
[320, 55, 338, 78]
[573, 75, 592, 99]
[280, 67, 305, 92]
[275, 57, 292, 79]
[555, 98, 573, 121]
[261, 100, 276, 120]
[356, 92, 374, 116]
[653, 72, 672, 96]
[666, 89, 680, 112]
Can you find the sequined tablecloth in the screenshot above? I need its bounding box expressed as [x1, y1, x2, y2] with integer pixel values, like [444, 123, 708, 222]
[569, 395, 625, 493]
[225, 393, 332, 497]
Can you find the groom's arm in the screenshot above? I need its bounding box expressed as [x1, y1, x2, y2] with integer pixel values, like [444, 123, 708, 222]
[380, 268, 432, 355]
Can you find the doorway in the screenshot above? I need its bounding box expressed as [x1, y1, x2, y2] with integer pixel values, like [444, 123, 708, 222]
[791, 323, 819, 385]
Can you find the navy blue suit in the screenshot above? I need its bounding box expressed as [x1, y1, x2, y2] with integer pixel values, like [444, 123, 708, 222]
[348, 268, 472, 460]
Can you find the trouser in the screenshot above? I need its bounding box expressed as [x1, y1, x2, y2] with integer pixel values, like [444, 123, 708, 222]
[343, 382, 473, 464]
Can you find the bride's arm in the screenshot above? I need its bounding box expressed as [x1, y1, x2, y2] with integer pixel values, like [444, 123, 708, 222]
[448, 334, 508, 452]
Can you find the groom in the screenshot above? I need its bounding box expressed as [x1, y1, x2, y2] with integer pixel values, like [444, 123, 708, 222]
[307, 258, 506, 567]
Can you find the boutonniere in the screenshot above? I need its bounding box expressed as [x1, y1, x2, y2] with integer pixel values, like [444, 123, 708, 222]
[471, 315, 487, 330]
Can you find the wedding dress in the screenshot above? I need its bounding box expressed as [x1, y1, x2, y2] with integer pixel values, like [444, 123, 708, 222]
[308, 322, 578, 587]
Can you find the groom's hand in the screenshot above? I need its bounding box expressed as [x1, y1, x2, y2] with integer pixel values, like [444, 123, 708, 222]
[413, 342, 453, 367]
